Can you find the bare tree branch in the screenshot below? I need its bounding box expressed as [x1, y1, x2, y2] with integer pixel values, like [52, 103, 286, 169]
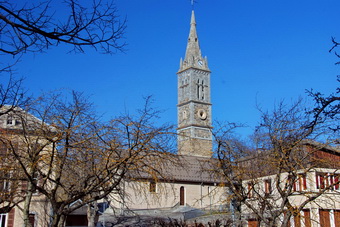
[0, 0, 126, 56]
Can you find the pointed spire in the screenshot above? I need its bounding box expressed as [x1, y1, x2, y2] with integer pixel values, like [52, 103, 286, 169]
[179, 10, 209, 72]
[190, 9, 196, 26]
[185, 11, 201, 59]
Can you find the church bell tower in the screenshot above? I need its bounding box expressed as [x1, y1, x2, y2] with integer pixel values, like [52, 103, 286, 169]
[177, 10, 212, 157]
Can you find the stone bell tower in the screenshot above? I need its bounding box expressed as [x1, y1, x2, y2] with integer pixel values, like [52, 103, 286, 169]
[177, 10, 212, 157]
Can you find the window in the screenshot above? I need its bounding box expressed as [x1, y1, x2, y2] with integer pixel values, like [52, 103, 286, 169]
[196, 79, 205, 100]
[32, 172, 40, 194]
[21, 172, 40, 194]
[247, 182, 255, 198]
[287, 174, 307, 192]
[0, 142, 17, 159]
[200, 80, 204, 100]
[316, 173, 340, 190]
[295, 174, 307, 191]
[180, 186, 185, 205]
[0, 143, 8, 156]
[247, 219, 259, 227]
[29, 214, 35, 227]
[283, 211, 291, 227]
[319, 209, 331, 227]
[0, 213, 7, 227]
[318, 209, 340, 227]
[316, 173, 326, 189]
[0, 171, 11, 193]
[330, 174, 339, 190]
[287, 175, 294, 191]
[149, 181, 156, 193]
[264, 179, 272, 195]
[302, 209, 311, 227]
[334, 210, 340, 227]
[197, 79, 200, 99]
[6, 115, 14, 125]
[293, 214, 301, 227]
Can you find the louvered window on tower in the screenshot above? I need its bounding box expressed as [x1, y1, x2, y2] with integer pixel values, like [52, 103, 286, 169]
[201, 80, 204, 100]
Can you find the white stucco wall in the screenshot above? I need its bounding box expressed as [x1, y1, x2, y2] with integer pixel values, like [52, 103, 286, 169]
[112, 180, 227, 211]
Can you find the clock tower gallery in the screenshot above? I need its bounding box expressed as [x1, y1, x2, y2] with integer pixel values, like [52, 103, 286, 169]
[177, 10, 212, 157]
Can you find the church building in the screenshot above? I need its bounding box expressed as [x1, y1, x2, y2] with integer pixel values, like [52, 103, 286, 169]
[103, 10, 228, 220]
[2, 7, 339, 227]
[0, 9, 229, 227]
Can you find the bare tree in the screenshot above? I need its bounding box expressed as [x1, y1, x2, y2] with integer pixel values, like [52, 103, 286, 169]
[1, 92, 175, 227]
[0, 129, 26, 214]
[0, 72, 29, 117]
[330, 37, 340, 65]
[307, 77, 340, 134]
[215, 100, 340, 226]
[306, 37, 340, 133]
[0, 2, 127, 219]
[214, 38, 340, 226]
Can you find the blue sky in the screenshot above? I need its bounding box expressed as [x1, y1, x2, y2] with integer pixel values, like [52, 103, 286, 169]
[12, 0, 340, 138]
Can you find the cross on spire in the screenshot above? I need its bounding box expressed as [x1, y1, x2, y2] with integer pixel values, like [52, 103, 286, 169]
[190, 0, 197, 9]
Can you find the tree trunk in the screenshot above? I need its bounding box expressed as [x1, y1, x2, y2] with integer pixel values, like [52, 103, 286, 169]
[57, 215, 65, 227]
[281, 214, 291, 227]
[87, 201, 98, 227]
[50, 212, 62, 227]
[23, 180, 34, 227]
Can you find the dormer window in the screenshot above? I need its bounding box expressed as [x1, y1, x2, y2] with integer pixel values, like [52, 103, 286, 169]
[6, 115, 14, 125]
